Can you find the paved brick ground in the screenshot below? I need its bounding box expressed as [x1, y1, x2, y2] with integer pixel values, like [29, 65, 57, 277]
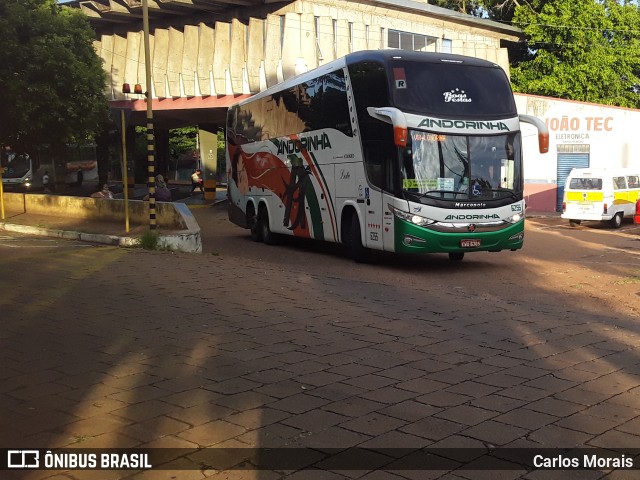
[2, 214, 640, 479]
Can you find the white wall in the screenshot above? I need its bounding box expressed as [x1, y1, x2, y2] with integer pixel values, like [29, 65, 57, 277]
[516, 93, 640, 182]
[515, 93, 640, 212]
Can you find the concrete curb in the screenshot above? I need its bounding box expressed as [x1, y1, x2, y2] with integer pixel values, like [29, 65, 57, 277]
[0, 200, 210, 253]
[0, 221, 126, 246]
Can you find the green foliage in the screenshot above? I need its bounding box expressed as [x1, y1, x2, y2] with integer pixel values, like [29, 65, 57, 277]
[0, 0, 108, 151]
[511, 0, 640, 107]
[431, 0, 539, 21]
[169, 127, 198, 158]
[139, 230, 160, 250]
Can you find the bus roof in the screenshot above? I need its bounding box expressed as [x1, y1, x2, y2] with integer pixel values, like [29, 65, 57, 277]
[236, 50, 503, 106]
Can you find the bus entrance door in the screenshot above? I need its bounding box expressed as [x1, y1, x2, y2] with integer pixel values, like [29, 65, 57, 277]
[362, 184, 384, 250]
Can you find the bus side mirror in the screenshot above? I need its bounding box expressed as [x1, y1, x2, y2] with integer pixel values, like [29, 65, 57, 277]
[519, 114, 549, 154]
[367, 107, 408, 147]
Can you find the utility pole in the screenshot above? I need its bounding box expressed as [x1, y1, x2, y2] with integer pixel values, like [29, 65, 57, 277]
[142, 0, 156, 229]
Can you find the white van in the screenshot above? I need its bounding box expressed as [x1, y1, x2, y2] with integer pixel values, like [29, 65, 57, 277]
[561, 168, 640, 228]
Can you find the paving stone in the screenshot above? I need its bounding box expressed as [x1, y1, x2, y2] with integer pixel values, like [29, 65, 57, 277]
[588, 428, 640, 448]
[415, 390, 471, 408]
[445, 381, 501, 398]
[579, 402, 640, 422]
[307, 382, 367, 402]
[493, 408, 558, 430]
[378, 400, 442, 422]
[525, 396, 585, 417]
[399, 416, 464, 441]
[460, 420, 528, 446]
[268, 393, 331, 414]
[469, 394, 527, 413]
[281, 409, 350, 431]
[177, 419, 246, 446]
[526, 424, 593, 447]
[435, 405, 500, 427]
[395, 378, 449, 394]
[340, 412, 408, 436]
[360, 386, 418, 405]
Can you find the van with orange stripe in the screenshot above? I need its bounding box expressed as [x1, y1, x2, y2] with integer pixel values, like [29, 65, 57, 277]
[561, 168, 640, 228]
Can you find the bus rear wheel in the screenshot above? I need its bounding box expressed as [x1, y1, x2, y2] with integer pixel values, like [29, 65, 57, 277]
[569, 219, 581, 227]
[259, 207, 278, 245]
[247, 206, 261, 242]
[449, 252, 464, 261]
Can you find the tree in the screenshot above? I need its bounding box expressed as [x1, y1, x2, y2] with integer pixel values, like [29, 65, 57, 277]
[511, 0, 640, 107]
[0, 0, 108, 159]
[431, 0, 550, 22]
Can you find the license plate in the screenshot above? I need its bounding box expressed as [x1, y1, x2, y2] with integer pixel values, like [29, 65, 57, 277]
[460, 239, 481, 248]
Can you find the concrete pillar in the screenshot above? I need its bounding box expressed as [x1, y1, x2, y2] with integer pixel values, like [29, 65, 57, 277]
[183, 25, 199, 97]
[99, 34, 114, 98]
[282, 12, 300, 80]
[247, 18, 264, 93]
[335, 19, 350, 57]
[153, 29, 169, 98]
[230, 19, 247, 94]
[199, 127, 220, 198]
[300, 13, 317, 72]
[124, 31, 142, 87]
[111, 34, 127, 100]
[264, 14, 281, 88]
[167, 28, 184, 97]
[213, 22, 231, 96]
[198, 23, 214, 96]
[317, 16, 334, 64]
[135, 31, 153, 98]
[352, 22, 367, 53]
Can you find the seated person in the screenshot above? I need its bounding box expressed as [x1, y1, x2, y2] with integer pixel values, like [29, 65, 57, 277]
[155, 175, 172, 202]
[91, 184, 114, 199]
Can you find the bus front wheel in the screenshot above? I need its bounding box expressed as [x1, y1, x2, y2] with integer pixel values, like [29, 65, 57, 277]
[449, 252, 464, 261]
[349, 215, 369, 263]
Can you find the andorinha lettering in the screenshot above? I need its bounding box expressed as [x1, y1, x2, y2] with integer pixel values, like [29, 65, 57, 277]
[277, 133, 332, 155]
[445, 214, 500, 220]
[417, 118, 509, 131]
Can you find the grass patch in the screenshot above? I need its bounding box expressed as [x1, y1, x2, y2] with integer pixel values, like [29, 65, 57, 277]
[138, 230, 172, 251]
[614, 276, 640, 285]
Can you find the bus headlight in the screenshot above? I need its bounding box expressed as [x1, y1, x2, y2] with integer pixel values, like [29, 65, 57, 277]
[388, 204, 435, 227]
[505, 213, 523, 224]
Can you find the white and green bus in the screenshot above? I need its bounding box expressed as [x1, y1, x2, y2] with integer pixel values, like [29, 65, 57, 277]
[226, 50, 548, 261]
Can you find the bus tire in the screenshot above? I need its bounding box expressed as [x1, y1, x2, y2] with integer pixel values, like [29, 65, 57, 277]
[247, 205, 261, 242]
[610, 212, 623, 229]
[449, 252, 464, 261]
[569, 220, 581, 227]
[349, 214, 369, 263]
[259, 206, 278, 245]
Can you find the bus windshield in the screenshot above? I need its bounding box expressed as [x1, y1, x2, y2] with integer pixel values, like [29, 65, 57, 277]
[1, 154, 31, 179]
[401, 130, 522, 201]
[390, 60, 516, 118]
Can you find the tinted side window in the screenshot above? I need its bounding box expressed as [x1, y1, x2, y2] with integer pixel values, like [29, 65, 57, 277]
[320, 71, 352, 136]
[299, 71, 352, 136]
[349, 61, 394, 191]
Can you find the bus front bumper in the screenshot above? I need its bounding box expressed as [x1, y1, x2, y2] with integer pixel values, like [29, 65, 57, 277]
[393, 218, 525, 254]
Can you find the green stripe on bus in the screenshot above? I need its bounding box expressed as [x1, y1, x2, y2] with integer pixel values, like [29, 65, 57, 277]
[305, 183, 324, 240]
